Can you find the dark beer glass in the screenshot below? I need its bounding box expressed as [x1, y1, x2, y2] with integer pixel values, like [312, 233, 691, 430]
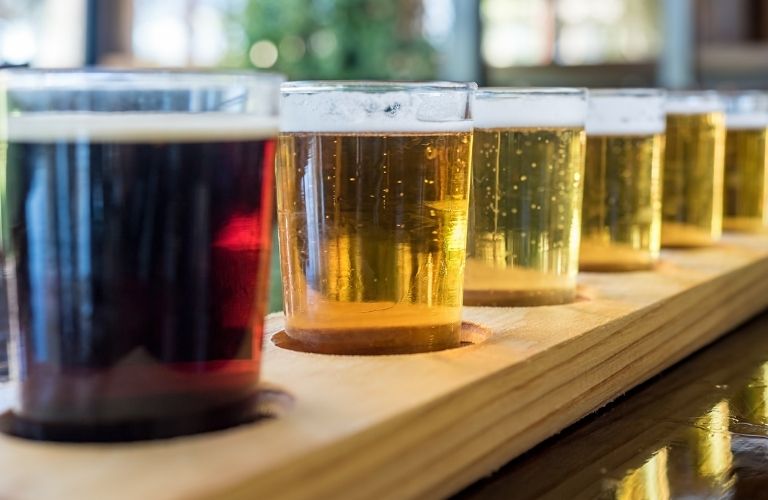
[0, 70, 281, 441]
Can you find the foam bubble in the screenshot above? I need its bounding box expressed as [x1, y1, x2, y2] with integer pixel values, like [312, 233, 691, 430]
[473, 91, 587, 129]
[4, 113, 278, 143]
[726, 113, 768, 130]
[586, 94, 665, 136]
[280, 90, 472, 133]
[665, 92, 724, 115]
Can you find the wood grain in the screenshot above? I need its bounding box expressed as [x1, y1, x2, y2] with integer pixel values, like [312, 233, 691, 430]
[1, 233, 768, 500]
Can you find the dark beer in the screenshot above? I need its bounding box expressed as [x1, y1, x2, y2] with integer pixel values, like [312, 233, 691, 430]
[3, 114, 276, 441]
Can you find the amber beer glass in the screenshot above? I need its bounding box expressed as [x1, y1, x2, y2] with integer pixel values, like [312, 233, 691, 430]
[277, 82, 474, 354]
[580, 89, 665, 271]
[0, 70, 281, 441]
[662, 92, 726, 247]
[464, 89, 587, 306]
[721, 91, 768, 232]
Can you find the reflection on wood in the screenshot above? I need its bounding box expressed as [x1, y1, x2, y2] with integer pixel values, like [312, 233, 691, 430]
[692, 400, 733, 484]
[615, 448, 670, 500]
[459, 311, 768, 499]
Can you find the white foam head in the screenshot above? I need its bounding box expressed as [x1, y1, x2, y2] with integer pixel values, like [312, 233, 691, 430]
[586, 90, 665, 136]
[279, 82, 475, 133]
[665, 91, 725, 115]
[472, 88, 587, 129]
[726, 113, 768, 130]
[720, 91, 768, 130]
[3, 113, 278, 143]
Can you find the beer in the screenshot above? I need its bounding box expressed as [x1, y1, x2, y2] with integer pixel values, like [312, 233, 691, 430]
[1, 71, 280, 442]
[662, 93, 726, 247]
[722, 92, 768, 232]
[580, 90, 665, 271]
[277, 82, 474, 354]
[464, 89, 587, 306]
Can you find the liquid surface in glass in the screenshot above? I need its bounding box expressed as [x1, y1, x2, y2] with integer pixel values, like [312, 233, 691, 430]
[464, 127, 585, 306]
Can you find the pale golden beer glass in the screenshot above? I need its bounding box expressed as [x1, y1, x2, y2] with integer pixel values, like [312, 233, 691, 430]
[580, 89, 665, 271]
[721, 91, 768, 232]
[464, 88, 587, 306]
[277, 82, 475, 354]
[662, 91, 726, 247]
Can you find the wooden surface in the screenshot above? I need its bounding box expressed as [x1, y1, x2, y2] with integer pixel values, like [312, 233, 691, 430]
[459, 306, 768, 499]
[2, 234, 768, 500]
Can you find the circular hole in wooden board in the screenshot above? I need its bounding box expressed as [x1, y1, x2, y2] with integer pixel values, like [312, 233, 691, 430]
[272, 321, 492, 356]
[0, 383, 294, 443]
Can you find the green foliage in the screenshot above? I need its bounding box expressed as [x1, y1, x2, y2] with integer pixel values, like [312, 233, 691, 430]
[236, 0, 438, 80]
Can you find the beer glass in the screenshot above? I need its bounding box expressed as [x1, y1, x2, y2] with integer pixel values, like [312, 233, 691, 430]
[662, 91, 726, 247]
[721, 91, 768, 232]
[580, 89, 665, 271]
[0, 70, 281, 441]
[277, 81, 474, 354]
[464, 88, 587, 306]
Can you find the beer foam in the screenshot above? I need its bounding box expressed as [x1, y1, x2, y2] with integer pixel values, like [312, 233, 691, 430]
[4, 113, 278, 143]
[665, 92, 724, 115]
[586, 93, 665, 136]
[726, 113, 768, 130]
[280, 90, 473, 133]
[473, 91, 587, 129]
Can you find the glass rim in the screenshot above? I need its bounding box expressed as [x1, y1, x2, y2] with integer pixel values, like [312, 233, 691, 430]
[666, 89, 722, 100]
[716, 89, 767, 98]
[666, 89, 724, 113]
[0, 68, 285, 89]
[475, 87, 587, 99]
[281, 80, 477, 94]
[588, 88, 665, 98]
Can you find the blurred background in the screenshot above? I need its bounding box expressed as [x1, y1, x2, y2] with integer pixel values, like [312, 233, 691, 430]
[0, 0, 766, 320]
[1, 0, 767, 88]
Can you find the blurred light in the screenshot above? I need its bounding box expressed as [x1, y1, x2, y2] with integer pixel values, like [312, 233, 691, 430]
[1, 21, 37, 65]
[556, 0, 591, 23]
[483, 25, 535, 67]
[191, 4, 227, 65]
[134, 15, 188, 66]
[309, 30, 338, 58]
[249, 40, 278, 68]
[481, 0, 550, 67]
[36, 0, 86, 67]
[279, 35, 306, 63]
[557, 24, 601, 65]
[422, 0, 455, 44]
[590, 0, 625, 23]
[482, 0, 659, 68]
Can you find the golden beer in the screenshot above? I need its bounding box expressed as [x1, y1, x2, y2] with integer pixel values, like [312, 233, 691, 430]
[464, 89, 587, 306]
[277, 82, 474, 354]
[662, 93, 726, 247]
[581, 135, 664, 270]
[580, 89, 665, 271]
[722, 92, 768, 232]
